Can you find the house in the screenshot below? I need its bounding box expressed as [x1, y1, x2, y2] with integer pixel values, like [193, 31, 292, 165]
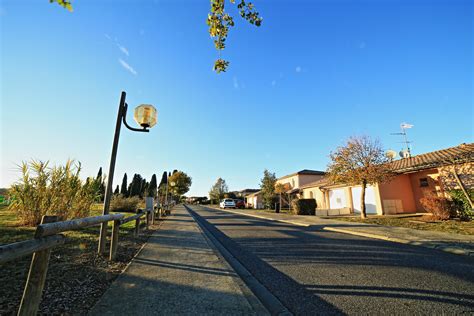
[246, 190, 263, 209]
[301, 143, 473, 216]
[275, 169, 326, 208]
[276, 169, 326, 190]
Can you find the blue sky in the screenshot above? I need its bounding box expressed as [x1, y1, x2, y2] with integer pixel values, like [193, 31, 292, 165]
[1, 0, 473, 196]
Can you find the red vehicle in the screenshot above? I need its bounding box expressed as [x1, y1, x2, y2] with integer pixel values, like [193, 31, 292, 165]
[234, 199, 245, 209]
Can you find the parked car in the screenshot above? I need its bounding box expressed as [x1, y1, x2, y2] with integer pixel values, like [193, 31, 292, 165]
[220, 198, 236, 209]
[234, 199, 245, 209]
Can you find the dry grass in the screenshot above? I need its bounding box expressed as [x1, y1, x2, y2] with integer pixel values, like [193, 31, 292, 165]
[336, 216, 474, 235]
[0, 205, 161, 314]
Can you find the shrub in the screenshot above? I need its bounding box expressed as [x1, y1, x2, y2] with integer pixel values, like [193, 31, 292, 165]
[8, 160, 100, 226]
[448, 190, 474, 220]
[291, 199, 316, 215]
[419, 196, 454, 220]
[110, 195, 141, 213]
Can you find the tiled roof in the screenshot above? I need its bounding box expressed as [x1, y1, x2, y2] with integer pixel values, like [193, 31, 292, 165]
[278, 169, 326, 180]
[298, 143, 473, 189]
[389, 143, 474, 173]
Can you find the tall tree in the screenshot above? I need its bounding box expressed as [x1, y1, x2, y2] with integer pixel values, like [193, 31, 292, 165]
[158, 171, 168, 204]
[51, 0, 263, 73]
[260, 169, 277, 209]
[129, 174, 144, 197]
[168, 171, 192, 198]
[96, 167, 102, 180]
[96, 167, 105, 202]
[159, 171, 168, 188]
[148, 174, 158, 198]
[327, 136, 392, 219]
[120, 173, 128, 196]
[209, 178, 228, 203]
[114, 185, 120, 195]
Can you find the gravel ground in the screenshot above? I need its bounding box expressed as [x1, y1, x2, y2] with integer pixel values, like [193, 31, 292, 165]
[188, 205, 474, 315]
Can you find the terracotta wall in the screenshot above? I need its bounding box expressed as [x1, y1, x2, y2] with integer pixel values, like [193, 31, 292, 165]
[408, 168, 441, 211]
[378, 174, 417, 213]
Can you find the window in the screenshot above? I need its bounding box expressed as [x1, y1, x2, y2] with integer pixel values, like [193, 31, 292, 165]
[419, 178, 429, 187]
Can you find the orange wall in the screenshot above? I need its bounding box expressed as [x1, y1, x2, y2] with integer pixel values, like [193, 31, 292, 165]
[378, 174, 417, 213]
[409, 168, 441, 211]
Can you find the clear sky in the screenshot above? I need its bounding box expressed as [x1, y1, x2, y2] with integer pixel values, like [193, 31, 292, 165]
[1, 0, 473, 197]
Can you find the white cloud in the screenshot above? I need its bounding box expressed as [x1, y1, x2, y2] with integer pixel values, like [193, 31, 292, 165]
[118, 59, 137, 75]
[117, 44, 129, 56]
[104, 33, 112, 40]
[233, 77, 239, 89]
[295, 66, 301, 73]
[271, 80, 277, 87]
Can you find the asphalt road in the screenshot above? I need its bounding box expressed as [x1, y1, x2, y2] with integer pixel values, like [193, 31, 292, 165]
[187, 205, 474, 315]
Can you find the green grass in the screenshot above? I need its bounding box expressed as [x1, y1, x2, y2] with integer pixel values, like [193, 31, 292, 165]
[335, 216, 474, 235]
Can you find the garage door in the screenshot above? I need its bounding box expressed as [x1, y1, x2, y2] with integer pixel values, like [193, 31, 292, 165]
[351, 186, 377, 214]
[329, 188, 346, 209]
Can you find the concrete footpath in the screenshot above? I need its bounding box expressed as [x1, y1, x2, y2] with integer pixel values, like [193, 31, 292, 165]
[90, 205, 267, 315]
[212, 207, 474, 257]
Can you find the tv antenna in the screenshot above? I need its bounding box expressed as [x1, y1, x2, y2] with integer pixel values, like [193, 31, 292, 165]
[391, 123, 413, 157]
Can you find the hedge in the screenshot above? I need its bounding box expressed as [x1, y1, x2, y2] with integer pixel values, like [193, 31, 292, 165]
[291, 199, 316, 215]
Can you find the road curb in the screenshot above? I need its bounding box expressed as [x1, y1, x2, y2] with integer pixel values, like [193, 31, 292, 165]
[323, 227, 473, 257]
[208, 207, 310, 227]
[186, 205, 293, 316]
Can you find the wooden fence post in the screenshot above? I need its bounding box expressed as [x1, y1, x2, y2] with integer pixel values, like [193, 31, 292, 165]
[134, 218, 140, 237]
[109, 220, 121, 261]
[145, 211, 150, 230]
[18, 215, 58, 316]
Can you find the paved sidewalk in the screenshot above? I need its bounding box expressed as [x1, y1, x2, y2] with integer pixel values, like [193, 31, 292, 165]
[90, 205, 267, 315]
[210, 207, 474, 256]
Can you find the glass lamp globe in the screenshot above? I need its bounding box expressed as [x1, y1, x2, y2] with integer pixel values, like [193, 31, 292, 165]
[134, 104, 157, 128]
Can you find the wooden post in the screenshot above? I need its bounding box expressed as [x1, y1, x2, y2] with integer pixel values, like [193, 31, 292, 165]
[145, 211, 150, 230]
[134, 218, 140, 237]
[151, 209, 155, 225]
[109, 220, 121, 261]
[18, 216, 58, 316]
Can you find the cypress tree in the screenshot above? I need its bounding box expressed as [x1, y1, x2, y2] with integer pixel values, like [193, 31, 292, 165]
[120, 173, 128, 196]
[114, 185, 120, 195]
[148, 174, 157, 197]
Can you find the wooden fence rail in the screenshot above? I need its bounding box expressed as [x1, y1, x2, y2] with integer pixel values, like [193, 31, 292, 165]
[0, 207, 158, 316]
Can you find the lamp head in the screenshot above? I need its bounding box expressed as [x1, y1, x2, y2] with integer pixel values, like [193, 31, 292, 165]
[134, 104, 157, 128]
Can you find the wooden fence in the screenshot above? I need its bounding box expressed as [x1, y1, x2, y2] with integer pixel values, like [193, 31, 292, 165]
[0, 207, 162, 316]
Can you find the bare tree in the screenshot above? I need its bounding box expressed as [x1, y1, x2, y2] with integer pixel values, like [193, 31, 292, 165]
[327, 136, 392, 219]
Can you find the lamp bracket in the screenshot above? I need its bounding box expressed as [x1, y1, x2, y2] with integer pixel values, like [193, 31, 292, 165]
[122, 103, 149, 133]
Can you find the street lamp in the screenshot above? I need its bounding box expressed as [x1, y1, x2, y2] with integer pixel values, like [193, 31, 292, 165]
[98, 91, 157, 254]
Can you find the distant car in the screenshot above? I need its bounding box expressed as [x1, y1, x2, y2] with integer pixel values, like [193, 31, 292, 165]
[234, 199, 245, 209]
[220, 198, 236, 209]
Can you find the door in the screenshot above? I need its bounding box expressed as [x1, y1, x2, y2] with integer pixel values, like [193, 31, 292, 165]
[329, 188, 346, 209]
[351, 186, 377, 214]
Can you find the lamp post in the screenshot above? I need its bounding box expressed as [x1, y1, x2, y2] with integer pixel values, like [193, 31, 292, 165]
[98, 91, 157, 254]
